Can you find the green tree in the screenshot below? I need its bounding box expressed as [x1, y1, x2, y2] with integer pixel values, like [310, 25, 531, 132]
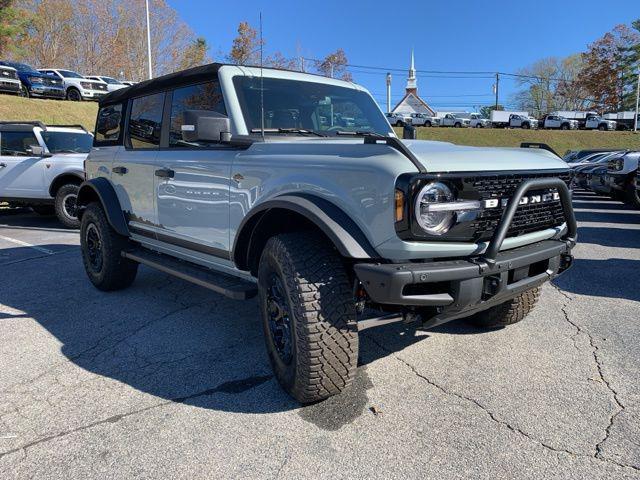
[178, 37, 210, 70]
[0, 0, 31, 57]
[479, 105, 503, 118]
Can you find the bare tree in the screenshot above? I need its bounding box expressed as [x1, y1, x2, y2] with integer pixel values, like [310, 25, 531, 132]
[314, 49, 351, 81]
[17, 0, 199, 80]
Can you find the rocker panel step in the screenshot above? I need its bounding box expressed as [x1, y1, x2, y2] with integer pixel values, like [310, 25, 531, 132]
[122, 249, 258, 300]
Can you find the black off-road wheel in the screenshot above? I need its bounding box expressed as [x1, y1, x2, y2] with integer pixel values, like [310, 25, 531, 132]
[257, 232, 359, 404]
[467, 287, 540, 328]
[80, 202, 138, 291]
[624, 183, 640, 209]
[54, 183, 80, 228]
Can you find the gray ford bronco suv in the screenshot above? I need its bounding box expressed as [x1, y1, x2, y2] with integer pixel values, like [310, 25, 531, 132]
[77, 63, 576, 403]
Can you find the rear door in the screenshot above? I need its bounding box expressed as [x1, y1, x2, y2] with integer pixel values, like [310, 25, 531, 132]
[0, 129, 47, 198]
[154, 80, 232, 257]
[111, 92, 165, 236]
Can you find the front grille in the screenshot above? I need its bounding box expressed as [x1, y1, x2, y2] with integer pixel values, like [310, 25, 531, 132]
[467, 171, 572, 241]
[0, 68, 18, 80]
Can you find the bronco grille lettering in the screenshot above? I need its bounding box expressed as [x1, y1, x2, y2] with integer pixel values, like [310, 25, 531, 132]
[482, 191, 560, 209]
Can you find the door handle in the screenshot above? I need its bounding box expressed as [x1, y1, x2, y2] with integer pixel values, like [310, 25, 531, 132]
[112, 166, 128, 175]
[0, 163, 6, 168]
[155, 168, 175, 179]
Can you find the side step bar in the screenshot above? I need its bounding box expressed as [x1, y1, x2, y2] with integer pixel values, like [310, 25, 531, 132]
[122, 249, 258, 300]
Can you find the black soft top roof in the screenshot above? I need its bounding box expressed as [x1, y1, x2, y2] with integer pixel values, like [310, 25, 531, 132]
[100, 63, 223, 106]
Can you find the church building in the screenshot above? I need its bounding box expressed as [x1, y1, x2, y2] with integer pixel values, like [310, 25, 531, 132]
[391, 51, 435, 116]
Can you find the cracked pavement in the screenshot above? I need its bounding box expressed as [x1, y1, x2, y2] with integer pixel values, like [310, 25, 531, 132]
[1, 193, 639, 479]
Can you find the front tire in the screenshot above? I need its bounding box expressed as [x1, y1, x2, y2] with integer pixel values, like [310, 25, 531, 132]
[54, 183, 80, 228]
[258, 232, 359, 404]
[624, 183, 640, 209]
[467, 287, 540, 328]
[66, 87, 82, 101]
[561, 123, 569, 130]
[80, 203, 138, 291]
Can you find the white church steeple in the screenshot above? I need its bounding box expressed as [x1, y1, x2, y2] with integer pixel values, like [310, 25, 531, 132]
[406, 49, 417, 93]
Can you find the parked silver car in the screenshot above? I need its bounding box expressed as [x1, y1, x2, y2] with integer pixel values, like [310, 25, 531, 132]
[76, 63, 576, 403]
[0, 121, 93, 227]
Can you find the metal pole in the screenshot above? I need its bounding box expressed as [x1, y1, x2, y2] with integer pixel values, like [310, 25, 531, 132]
[634, 71, 639, 133]
[495, 73, 499, 109]
[145, 0, 153, 79]
[329, 63, 334, 78]
[386, 77, 390, 113]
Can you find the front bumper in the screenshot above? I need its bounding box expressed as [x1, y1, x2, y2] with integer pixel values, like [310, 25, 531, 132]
[0, 80, 21, 94]
[81, 89, 107, 100]
[30, 85, 66, 98]
[355, 239, 573, 326]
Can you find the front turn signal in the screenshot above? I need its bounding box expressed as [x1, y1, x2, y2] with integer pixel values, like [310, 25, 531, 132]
[395, 189, 404, 222]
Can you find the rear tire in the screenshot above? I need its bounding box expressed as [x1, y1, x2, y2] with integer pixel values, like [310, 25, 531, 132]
[80, 203, 138, 291]
[467, 287, 540, 328]
[598, 124, 606, 131]
[257, 232, 359, 404]
[54, 183, 80, 229]
[561, 123, 569, 130]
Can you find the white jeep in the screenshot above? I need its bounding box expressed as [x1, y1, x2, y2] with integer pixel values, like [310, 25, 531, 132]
[38, 68, 109, 101]
[0, 122, 93, 227]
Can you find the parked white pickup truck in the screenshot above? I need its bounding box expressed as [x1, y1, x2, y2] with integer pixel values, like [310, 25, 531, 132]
[469, 113, 490, 128]
[0, 121, 93, 227]
[542, 115, 579, 130]
[584, 114, 616, 131]
[409, 113, 438, 127]
[439, 113, 470, 128]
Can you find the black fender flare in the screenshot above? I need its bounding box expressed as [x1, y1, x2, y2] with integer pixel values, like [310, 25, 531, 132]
[48, 171, 84, 197]
[232, 194, 379, 269]
[76, 177, 129, 237]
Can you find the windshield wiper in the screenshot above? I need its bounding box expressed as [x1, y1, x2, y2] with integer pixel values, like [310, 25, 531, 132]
[250, 128, 328, 137]
[334, 130, 389, 138]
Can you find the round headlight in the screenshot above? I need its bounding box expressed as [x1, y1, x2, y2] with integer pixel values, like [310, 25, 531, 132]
[415, 182, 455, 235]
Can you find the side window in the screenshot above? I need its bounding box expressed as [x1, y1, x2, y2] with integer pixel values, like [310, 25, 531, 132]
[0, 131, 39, 156]
[95, 103, 123, 145]
[169, 81, 226, 148]
[128, 93, 164, 149]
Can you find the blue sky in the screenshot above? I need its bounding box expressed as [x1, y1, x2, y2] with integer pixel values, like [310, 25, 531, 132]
[167, 0, 638, 112]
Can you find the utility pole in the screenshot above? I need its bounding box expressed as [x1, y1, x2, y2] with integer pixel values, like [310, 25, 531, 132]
[329, 63, 334, 78]
[300, 57, 305, 73]
[494, 73, 499, 109]
[145, 0, 153, 79]
[386, 72, 392, 114]
[635, 70, 639, 133]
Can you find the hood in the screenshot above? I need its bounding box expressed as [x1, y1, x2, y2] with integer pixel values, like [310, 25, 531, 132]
[48, 152, 89, 163]
[402, 140, 569, 172]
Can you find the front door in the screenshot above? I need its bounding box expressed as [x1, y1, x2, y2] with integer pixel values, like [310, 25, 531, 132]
[111, 92, 165, 235]
[153, 81, 231, 257]
[0, 129, 46, 199]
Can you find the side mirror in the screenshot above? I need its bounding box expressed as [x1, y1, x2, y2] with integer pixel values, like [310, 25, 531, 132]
[27, 145, 51, 157]
[182, 110, 231, 143]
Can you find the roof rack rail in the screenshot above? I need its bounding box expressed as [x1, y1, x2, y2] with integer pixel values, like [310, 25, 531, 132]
[0, 121, 47, 131]
[49, 124, 89, 132]
[520, 142, 559, 158]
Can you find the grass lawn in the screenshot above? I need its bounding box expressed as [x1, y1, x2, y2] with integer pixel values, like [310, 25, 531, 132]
[0, 94, 97, 131]
[396, 127, 640, 156]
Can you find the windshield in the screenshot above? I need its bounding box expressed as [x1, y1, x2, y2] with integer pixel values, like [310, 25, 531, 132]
[233, 76, 393, 137]
[101, 76, 122, 85]
[41, 131, 93, 153]
[4, 61, 37, 73]
[58, 70, 84, 78]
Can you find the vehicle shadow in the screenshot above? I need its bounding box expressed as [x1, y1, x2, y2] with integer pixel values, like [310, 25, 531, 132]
[578, 226, 640, 249]
[0, 244, 443, 419]
[0, 211, 70, 231]
[553, 257, 640, 302]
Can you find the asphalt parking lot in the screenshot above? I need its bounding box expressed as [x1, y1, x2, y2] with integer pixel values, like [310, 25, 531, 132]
[0, 192, 639, 479]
